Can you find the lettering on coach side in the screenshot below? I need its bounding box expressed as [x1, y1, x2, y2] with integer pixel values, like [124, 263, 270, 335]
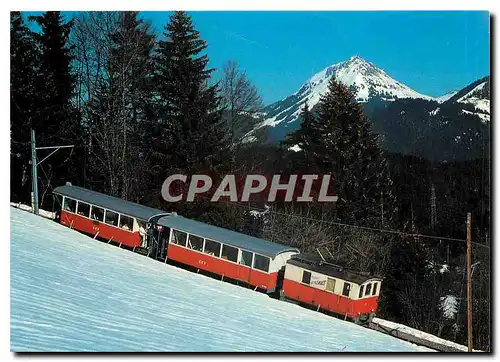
[161, 174, 338, 203]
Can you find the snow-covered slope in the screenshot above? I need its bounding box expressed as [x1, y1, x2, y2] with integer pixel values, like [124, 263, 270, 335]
[256, 56, 433, 134]
[444, 76, 490, 124]
[435, 91, 458, 103]
[10, 208, 431, 352]
[456, 81, 490, 123]
[372, 318, 482, 352]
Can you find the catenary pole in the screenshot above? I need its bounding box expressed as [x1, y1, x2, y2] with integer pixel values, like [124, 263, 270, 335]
[466, 212, 473, 352]
[30, 128, 74, 216]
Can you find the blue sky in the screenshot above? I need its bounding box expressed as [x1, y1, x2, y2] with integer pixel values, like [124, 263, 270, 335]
[23, 11, 490, 104]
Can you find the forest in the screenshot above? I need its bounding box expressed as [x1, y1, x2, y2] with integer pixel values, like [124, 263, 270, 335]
[10, 11, 490, 351]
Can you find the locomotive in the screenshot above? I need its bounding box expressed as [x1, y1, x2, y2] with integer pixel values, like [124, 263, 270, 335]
[53, 183, 382, 324]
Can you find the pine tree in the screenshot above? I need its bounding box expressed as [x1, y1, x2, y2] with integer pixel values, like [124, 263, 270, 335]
[283, 103, 319, 161]
[30, 12, 79, 137]
[152, 11, 230, 211]
[313, 77, 395, 227]
[29, 11, 82, 207]
[154, 11, 229, 173]
[10, 12, 39, 203]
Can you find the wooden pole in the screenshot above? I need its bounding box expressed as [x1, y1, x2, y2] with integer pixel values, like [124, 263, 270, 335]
[466, 212, 473, 352]
[31, 129, 39, 215]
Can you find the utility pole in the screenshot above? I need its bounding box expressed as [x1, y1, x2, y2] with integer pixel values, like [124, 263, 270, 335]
[31, 129, 39, 215]
[30, 129, 74, 216]
[430, 183, 436, 228]
[381, 191, 384, 228]
[466, 212, 473, 352]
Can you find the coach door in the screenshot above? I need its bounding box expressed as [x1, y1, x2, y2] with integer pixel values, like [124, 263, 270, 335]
[147, 215, 170, 261]
[237, 249, 253, 283]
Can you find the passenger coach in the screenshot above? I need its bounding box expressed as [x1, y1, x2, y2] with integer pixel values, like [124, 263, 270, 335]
[53, 183, 299, 293]
[53, 184, 169, 249]
[282, 254, 382, 323]
[51, 184, 381, 320]
[156, 214, 299, 293]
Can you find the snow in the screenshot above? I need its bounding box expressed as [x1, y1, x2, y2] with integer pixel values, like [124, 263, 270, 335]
[292, 56, 432, 111]
[288, 144, 302, 152]
[258, 56, 433, 131]
[461, 108, 490, 124]
[440, 295, 458, 319]
[469, 98, 490, 114]
[456, 81, 490, 123]
[372, 318, 482, 352]
[429, 107, 440, 116]
[426, 261, 449, 274]
[299, 56, 433, 105]
[249, 205, 270, 218]
[10, 202, 55, 220]
[241, 134, 257, 143]
[259, 115, 281, 128]
[457, 82, 486, 103]
[259, 104, 295, 128]
[476, 113, 489, 123]
[10, 207, 431, 352]
[435, 91, 458, 103]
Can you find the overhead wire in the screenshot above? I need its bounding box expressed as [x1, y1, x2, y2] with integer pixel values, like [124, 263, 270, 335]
[193, 194, 490, 249]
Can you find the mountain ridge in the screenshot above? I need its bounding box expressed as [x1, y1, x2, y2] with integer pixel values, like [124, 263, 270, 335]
[245, 57, 489, 146]
[256, 56, 434, 134]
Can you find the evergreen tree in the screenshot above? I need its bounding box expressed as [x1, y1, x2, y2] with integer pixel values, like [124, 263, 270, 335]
[282, 102, 320, 167]
[312, 77, 395, 227]
[152, 11, 230, 212]
[10, 12, 39, 203]
[29, 12, 82, 207]
[10, 11, 38, 203]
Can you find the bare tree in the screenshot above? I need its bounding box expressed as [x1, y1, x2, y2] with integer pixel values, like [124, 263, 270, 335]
[221, 60, 264, 146]
[72, 12, 120, 114]
[73, 12, 156, 201]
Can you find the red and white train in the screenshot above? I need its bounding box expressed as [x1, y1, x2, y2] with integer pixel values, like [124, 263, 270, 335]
[53, 183, 382, 323]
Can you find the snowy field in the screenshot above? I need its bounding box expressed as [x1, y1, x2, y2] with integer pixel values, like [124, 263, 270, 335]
[10, 207, 432, 352]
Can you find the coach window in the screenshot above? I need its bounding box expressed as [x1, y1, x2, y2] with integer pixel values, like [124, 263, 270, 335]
[365, 283, 372, 296]
[91, 206, 104, 222]
[326, 278, 336, 293]
[119, 215, 133, 231]
[302, 270, 311, 285]
[372, 282, 378, 296]
[203, 239, 221, 257]
[253, 254, 270, 272]
[63, 198, 76, 213]
[171, 230, 187, 247]
[77, 202, 90, 218]
[221, 244, 238, 263]
[342, 282, 351, 297]
[105, 210, 119, 226]
[187, 235, 204, 252]
[239, 250, 253, 267]
[358, 285, 365, 298]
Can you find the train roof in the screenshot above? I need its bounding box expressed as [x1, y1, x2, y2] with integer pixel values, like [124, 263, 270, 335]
[53, 184, 168, 221]
[287, 253, 382, 285]
[157, 214, 300, 258]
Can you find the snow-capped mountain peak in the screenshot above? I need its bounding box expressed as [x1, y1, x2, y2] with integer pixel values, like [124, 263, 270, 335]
[295, 56, 432, 104]
[257, 56, 433, 133]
